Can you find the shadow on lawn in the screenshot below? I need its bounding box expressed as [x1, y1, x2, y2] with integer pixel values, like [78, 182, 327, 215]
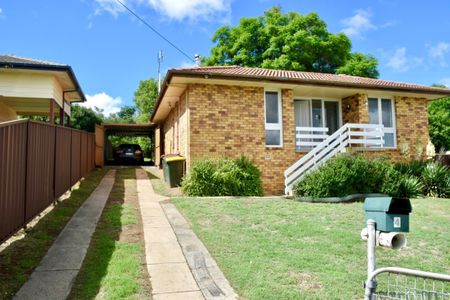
[0, 169, 107, 299]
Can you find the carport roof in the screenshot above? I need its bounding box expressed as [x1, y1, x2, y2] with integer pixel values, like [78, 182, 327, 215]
[103, 123, 156, 136]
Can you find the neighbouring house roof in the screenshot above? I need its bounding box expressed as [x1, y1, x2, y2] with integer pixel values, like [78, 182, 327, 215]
[151, 65, 450, 122]
[0, 54, 86, 102]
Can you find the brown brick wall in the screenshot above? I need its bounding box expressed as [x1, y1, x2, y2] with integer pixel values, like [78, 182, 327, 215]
[342, 93, 368, 123]
[161, 85, 430, 194]
[163, 91, 188, 158]
[188, 84, 304, 195]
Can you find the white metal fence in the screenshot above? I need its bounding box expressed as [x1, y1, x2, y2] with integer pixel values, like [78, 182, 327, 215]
[368, 267, 450, 299]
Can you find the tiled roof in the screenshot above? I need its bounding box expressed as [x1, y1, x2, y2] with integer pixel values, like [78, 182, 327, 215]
[171, 66, 450, 95]
[0, 55, 66, 67]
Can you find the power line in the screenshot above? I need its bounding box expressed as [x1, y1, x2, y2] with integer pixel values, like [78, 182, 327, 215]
[115, 0, 195, 63]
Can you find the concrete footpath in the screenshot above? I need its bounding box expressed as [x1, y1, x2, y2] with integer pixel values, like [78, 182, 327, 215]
[14, 170, 116, 300]
[136, 169, 237, 300]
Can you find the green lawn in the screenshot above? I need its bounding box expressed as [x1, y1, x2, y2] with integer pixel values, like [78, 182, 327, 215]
[172, 197, 450, 300]
[0, 168, 108, 299]
[145, 169, 173, 197]
[69, 168, 151, 299]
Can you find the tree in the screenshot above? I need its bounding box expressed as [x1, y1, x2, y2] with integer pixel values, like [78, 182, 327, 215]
[428, 85, 450, 151]
[204, 6, 379, 78]
[71, 105, 104, 132]
[336, 52, 379, 78]
[133, 78, 159, 123]
[108, 106, 136, 123]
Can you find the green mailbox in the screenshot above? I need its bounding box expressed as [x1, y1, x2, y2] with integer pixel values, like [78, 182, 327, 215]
[364, 197, 412, 232]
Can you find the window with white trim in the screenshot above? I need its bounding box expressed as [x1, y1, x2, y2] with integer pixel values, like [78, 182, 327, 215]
[368, 97, 396, 148]
[264, 90, 283, 147]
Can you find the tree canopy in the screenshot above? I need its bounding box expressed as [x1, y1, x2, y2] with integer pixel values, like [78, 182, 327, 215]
[133, 78, 159, 123]
[428, 86, 450, 151]
[205, 6, 379, 78]
[71, 105, 104, 132]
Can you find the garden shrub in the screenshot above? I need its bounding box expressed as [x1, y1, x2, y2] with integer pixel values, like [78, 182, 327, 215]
[295, 154, 424, 199]
[395, 160, 428, 177]
[421, 162, 450, 198]
[181, 156, 263, 197]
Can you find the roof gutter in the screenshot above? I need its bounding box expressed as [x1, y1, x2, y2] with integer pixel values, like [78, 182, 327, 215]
[0, 62, 87, 102]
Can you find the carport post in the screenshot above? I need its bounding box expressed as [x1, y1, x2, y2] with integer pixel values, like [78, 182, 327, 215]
[49, 99, 54, 124]
[59, 107, 64, 126]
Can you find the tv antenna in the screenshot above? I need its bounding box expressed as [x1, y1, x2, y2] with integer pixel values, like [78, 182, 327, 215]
[157, 50, 164, 93]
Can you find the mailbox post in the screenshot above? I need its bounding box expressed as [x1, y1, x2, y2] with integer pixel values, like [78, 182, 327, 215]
[362, 197, 413, 299]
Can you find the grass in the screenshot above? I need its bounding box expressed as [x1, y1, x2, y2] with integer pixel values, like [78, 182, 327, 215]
[0, 168, 107, 299]
[145, 169, 172, 197]
[69, 168, 151, 299]
[172, 197, 450, 300]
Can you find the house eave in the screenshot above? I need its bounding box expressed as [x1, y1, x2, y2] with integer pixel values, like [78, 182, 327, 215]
[0, 61, 87, 103]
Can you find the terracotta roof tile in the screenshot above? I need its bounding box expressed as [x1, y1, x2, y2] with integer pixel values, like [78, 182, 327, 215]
[172, 66, 450, 95]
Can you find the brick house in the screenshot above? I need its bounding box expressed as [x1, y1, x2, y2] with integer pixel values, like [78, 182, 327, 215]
[150, 66, 449, 195]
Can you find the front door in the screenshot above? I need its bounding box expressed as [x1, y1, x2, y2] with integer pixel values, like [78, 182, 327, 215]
[294, 99, 341, 150]
[295, 99, 340, 134]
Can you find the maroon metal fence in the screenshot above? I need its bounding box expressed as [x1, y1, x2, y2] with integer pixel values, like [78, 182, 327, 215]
[0, 120, 96, 244]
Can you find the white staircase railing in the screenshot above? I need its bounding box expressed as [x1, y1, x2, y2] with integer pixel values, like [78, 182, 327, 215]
[284, 123, 384, 194]
[296, 126, 329, 149]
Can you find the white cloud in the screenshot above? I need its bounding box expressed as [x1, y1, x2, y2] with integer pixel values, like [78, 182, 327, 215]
[428, 42, 450, 66]
[439, 78, 450, 88]
[386, 47, 423, 72]
[341, 9, 376, 37]
[145, 0, 231, 22]
[93, 0, 231, 22]
[94, 0, 126, 17]
[429, 42, 450, 59]
[79, 92, 123, 116]
[0, 8, 3, 14]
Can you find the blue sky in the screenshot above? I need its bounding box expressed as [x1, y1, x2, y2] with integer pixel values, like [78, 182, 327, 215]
[1, 0, 450, 115]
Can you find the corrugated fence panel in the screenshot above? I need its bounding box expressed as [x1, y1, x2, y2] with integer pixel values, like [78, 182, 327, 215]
[80, 132, 88, 177]
[71, 130, 81, 186]
[25, 122, 56, 222]
[54, 126, 72, 198]
[0, 120, 97, 243]
[87, 134, 92, 172]
[89, 134, 95, 171]
[0, 121, 28, 243]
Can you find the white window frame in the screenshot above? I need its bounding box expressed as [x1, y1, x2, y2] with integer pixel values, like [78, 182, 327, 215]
[293, 98, 343, 129]
[264, 89, 283, 147]
[368, 96, 397, 149]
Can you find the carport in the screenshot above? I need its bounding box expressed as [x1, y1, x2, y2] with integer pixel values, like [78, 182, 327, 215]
[95, 123, 157, 167]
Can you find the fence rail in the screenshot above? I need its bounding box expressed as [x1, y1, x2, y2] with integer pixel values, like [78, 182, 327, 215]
[0, 119, 95, 244]
[368, 267, 450, 299]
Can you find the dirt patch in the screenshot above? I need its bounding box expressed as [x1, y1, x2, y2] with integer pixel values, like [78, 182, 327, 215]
[289, 271, 322, 291]
[114, 168, 152, 295]
[68, 168, 152, 299]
